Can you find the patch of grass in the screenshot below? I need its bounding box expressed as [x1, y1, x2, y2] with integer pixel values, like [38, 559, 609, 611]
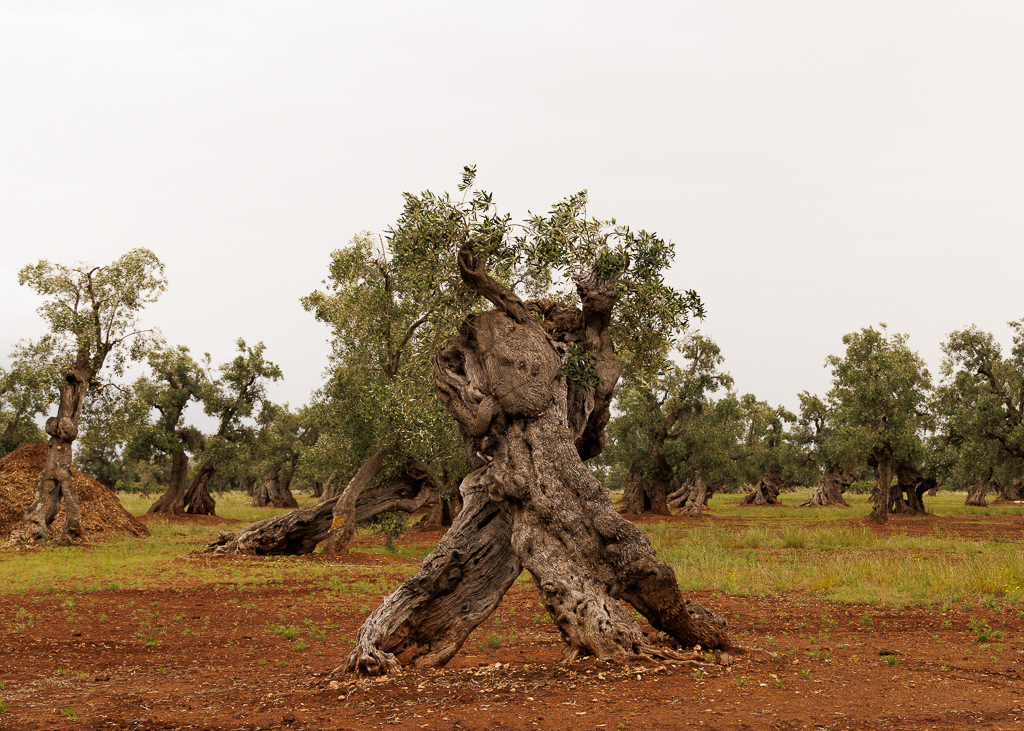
[881, 654, 898, 666]
[59, 707, 78, 719]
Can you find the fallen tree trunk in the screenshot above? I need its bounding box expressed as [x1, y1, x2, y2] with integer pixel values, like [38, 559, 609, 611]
[200, 497, 336, 556]
[198, 462, 434, 556]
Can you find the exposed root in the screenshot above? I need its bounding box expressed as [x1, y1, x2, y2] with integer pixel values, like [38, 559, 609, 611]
[335, 644, 403, 677]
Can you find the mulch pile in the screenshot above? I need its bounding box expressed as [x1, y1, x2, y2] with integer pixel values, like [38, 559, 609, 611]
[0, 443, 149, 540]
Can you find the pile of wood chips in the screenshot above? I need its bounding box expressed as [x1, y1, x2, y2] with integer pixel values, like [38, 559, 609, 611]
[0, 443, 149, 541]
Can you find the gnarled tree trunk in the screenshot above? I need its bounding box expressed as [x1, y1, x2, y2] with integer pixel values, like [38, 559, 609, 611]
[338, 244, 729, 675]
[868, 448, 893, 523]
[993, 479, 1024, 503]
[739, 465, 785, 506]
[893, 461, 931, 515]
[621, 469, 672, 515]
[146, 449, 191, 515]
[965, 476, 991, 507]
[671, 477, 713, 517]
[182, 460, 216, 515]
[799, 466, 854, 507]
[252, 465, 299, 508]
[10, 368, 89, 542]
[321, 448, 394, 555]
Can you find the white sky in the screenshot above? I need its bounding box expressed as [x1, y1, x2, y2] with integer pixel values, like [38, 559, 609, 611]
[2, 1, 1023, 416]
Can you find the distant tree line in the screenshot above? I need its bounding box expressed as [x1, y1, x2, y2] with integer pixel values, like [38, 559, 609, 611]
[3, 220, 1022, 543]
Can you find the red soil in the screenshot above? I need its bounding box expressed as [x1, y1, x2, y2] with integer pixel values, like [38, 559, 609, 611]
[0, 519, 1023, 730]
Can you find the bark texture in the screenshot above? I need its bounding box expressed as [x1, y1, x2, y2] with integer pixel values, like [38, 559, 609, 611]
[993, 480, 1024, 503]
[10, 370, 89, 542]
[201, 498, 337, 556]
[867, 449, 894, 523]
[893, 461, 932, 515]
[965, 479, 990, 507]
[798, 466, 854, 507]
[340, 244, 729, 675]
[339, 469, 521, 675]
[147, 454, 216, 516]
[669, 478, 714, 517]
[738, 466, 785, 506]
[251, 465, 299, 508]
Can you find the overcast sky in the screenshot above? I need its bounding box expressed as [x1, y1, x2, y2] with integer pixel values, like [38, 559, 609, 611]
[2, 1, 1023, 417]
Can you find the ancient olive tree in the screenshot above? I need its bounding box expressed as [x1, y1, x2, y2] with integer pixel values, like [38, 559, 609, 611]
[338, 170, 729, 676]
[735, 396, 797, 506]
[794, 392, 857, 507]
[935, 322, 1024, 505]
[148, 339, 282, 516]
[826, 326, 933, 522]
[123, 344, 212, 513]
[249, 404, 320, 509]
[610, 334, 736, 515]
[8, 249, 166, 543]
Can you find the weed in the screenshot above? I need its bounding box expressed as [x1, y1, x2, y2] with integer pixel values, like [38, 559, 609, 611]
[486, 632, 505, 649]
[693, 668, 705, 680]
[0, 699, 7, 714]
[969, 617, 994, 642]
[302, 619, 326, 641]
[774, 677, 784, 689]
[275, 660, 288, 668]
[59, 707, 78, 719]
[798, 669, 811, 679]
[736, 676, 749, 687]
[9, 608, 36, 634]
[860, 613, 873, 628]
[881, 654, 898, 666]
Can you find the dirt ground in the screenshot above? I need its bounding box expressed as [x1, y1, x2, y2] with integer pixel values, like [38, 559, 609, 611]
[2, 516, 1024, 731]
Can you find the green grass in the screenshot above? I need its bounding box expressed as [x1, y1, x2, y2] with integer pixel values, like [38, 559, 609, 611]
[642, 500, 1024, 606]
[1, 487, 1022, 613]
